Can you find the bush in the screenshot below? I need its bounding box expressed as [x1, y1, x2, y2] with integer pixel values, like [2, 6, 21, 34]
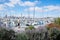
[0, 27, 16, 40]
[0, 26, 60, 40]
[48, 28, 60, 40]
[25, 25, 35, 30]
[25, 27, 60, 40]
[16, 33, 28, 40]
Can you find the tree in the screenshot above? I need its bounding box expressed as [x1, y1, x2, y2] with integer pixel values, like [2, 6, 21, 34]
[54, 18, 60, 25]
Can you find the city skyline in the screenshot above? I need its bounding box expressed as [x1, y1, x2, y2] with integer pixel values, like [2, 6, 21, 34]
[0, 0, 60, 18]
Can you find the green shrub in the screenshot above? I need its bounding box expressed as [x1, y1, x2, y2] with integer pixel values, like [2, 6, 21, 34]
[0, 27, 16, 40]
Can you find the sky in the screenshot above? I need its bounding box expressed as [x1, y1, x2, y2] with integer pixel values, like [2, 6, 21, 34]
[0, 0, 60, 18]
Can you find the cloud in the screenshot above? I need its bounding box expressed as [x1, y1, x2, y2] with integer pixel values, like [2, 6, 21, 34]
[0, 0, 38, 11]
[0, 4, 6, 10]
[4, 0, 20, 7]
[18, 1, 37, 7]
[0, 4, 4, 10]
[24, 5, 60, 12]
[24, 7, 45, 12]
[43, 5, 60, 11]
[5, 3, 15, 7]
[4, 0, 38, 7]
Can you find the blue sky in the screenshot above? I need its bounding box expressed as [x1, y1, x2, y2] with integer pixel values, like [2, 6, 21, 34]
[0, 0, 60, 18]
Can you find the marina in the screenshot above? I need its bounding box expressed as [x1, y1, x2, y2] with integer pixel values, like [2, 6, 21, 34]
[0, 15, 55, 32]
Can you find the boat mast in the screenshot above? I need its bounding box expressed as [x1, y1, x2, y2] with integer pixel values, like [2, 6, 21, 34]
[33, 5, 35, 23]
